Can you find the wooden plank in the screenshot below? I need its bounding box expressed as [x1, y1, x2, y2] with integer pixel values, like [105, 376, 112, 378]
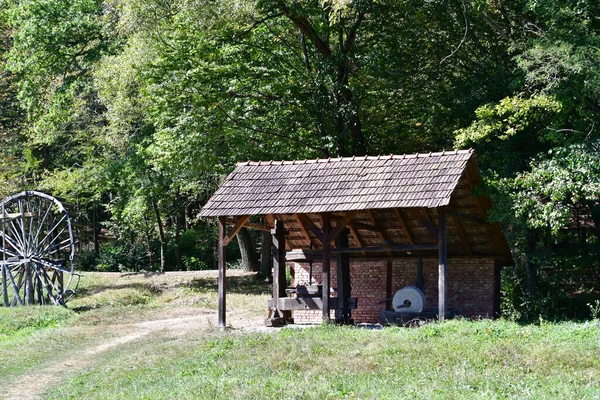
[321, 213, 331, 322]
[268, 297, 357, 311]
[335, 229, 351, 323]
[367, 210, 392, 256]
[328, 211, 358, 244]
[0, 212, 35, 221]
[393, 208, 414, 245]
[438, 207, 447, 322]
[222, 215, 251, 246]
[218, 216, 227, 328]
[295, 213, 324, 242]
[331, 243, 438, 253]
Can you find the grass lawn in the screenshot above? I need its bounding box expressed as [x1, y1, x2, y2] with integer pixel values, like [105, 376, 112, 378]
[2, 271, 600, 399]
[48, 320, 600, 399]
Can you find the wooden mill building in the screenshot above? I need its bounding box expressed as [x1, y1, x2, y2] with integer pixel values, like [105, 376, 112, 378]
[199, 149, 513, 326]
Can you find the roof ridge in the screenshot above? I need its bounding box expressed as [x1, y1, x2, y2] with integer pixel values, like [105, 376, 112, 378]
[238, 149, 473, 166]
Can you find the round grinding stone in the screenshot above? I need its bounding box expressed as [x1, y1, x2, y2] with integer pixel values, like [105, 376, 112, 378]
[392, 286, 426, 313]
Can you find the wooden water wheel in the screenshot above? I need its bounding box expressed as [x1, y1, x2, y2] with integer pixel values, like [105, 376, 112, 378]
[0, 191, 76, 306]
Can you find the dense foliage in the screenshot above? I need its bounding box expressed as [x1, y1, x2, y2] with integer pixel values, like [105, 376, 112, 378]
[1, 0, 599, 320]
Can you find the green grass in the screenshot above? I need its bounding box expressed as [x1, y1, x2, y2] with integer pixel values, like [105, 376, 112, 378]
[3, 272, 600, 399]
[47, 319, 600, 399]
[0, 306, 75, 337]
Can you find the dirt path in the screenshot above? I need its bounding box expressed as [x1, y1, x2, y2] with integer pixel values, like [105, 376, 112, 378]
[2, 310, 269, 400]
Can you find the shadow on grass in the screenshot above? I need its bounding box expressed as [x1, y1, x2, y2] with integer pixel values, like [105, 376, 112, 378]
[188, 275, 271, 296]
[75, 282, 163, 297]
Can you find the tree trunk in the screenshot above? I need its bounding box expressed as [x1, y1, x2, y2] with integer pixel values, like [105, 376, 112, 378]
[151, 197, 167, 272]
[237, 227, 259, 272]
[260, 230, 273, 282]
[92, 203, 100, 256]
[524, 229, 536, 296]
[174, 216, 182, 271]
[143, 215, 154, 268]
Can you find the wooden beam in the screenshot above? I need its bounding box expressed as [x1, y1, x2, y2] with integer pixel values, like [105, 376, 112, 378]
[329, 210, 358, 243]
[295, 213, 324, 242]
[271, 220, 291, 323]
[321, 213, 331, 322]
[224, 217, 272, 232]
[268, 296, 357, 311]
[293, 213, 312, 245]
[406, 208, 438, 238]
[335, 229, 351, 323]
[0, 212, 35, 221]
[393, 208, 414, 245]
[218, 216, 227, 328]
[331, 243, 439, 253]
[367, 210, 392, 256]
[348, 226, 366, 256]
[222, 215, 251, 246]
[265, 214, 275, 227]
[438, 208, 447, 322]
[330, 215, 382, 233]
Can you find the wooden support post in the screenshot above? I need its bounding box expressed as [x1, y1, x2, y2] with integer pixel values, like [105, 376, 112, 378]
[270, 219, 291, 323]
[218, 216, 227, 328]
[335, 229, 351, 323]
[438, 207, 447, 322]
[321, 213, 331, 322]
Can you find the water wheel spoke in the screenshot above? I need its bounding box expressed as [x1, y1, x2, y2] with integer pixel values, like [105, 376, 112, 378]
[38, 267, 60, 305]
[31, 201, 54, 250]
[32, 215, 67, 257]
[5, 266, 23, 306]
[36, 237, 72, 259]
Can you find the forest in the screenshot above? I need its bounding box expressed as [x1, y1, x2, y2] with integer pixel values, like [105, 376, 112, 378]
[1, 0, 599, 321]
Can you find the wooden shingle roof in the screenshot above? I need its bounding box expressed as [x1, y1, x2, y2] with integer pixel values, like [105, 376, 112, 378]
[199, 150, 474, 217]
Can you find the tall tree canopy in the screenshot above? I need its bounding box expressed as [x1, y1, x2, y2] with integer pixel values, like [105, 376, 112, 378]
[1, 0, 600, 318]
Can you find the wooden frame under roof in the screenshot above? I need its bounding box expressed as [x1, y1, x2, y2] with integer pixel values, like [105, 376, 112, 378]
[199, 150, 513, 327]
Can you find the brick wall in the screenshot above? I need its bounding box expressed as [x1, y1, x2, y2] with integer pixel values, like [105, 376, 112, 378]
[291, 257, 496, 324]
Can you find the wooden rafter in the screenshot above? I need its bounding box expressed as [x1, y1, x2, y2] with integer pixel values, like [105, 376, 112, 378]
[293, 214, 312, 245]
[265, 214, 275, 227]
[348, 226, 366, 256]
[328, 210, 358, 244]
[329, 215, 382, 233]
[222, 215, 251, 246]
[406, 208, 438, 239]
[367, 210, 392, 256]
[224, 217, 272, 232]
[295, 213, 324, 242]
[393, 208, 414, 245]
